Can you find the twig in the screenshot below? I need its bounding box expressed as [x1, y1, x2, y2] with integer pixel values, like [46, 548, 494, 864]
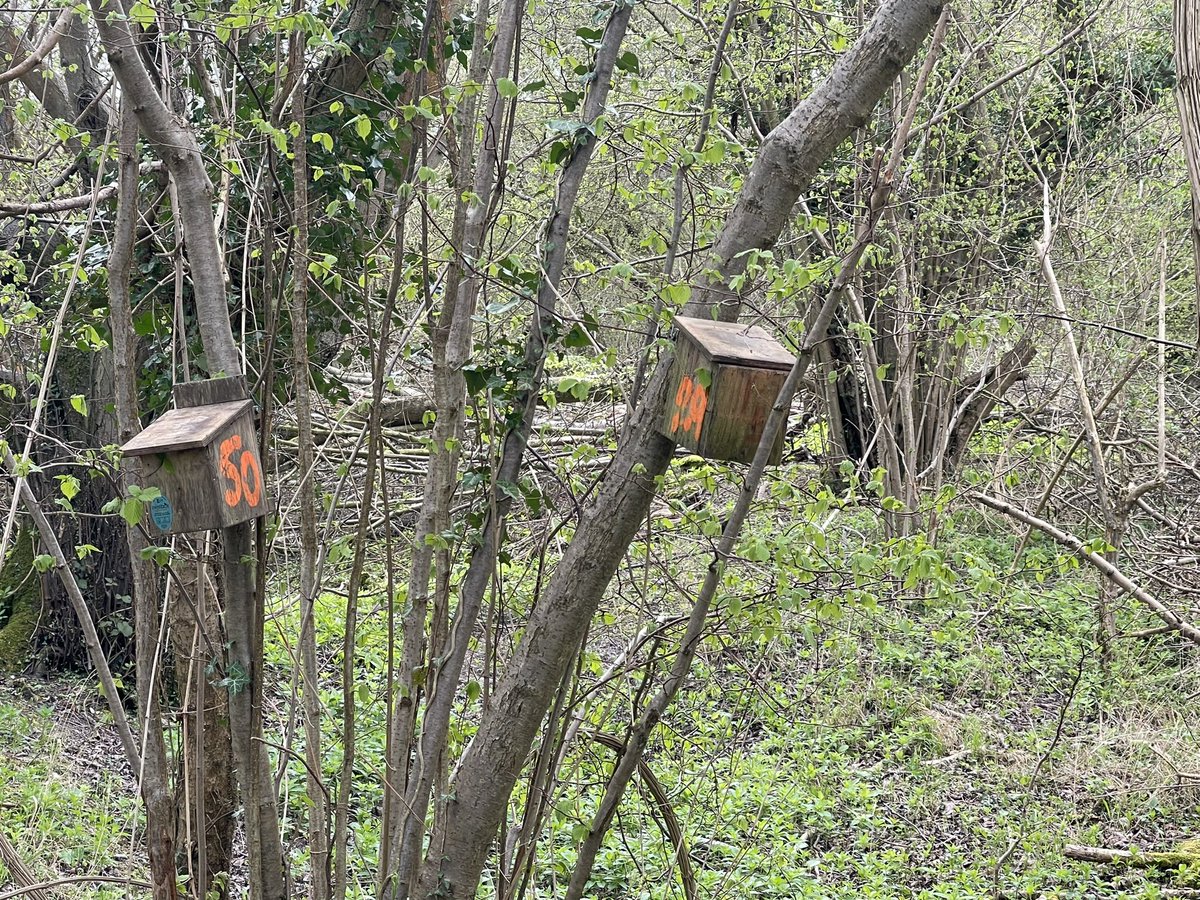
[0, 162, 162, 217]
[0, 830, 54, 900]
[0, 7, 72, 86]
[975, 492, 1200, 646]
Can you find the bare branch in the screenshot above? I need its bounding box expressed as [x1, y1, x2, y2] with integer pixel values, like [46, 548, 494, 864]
[974, 492, 1200, 647]
[0, 7, 72, 86]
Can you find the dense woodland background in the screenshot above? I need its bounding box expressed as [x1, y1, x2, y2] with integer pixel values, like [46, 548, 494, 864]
[3, 0, 1200, 896]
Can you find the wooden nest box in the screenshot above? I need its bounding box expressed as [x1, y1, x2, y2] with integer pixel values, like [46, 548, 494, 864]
[121, 377, 268, 534]
[659, 316, 794, 465]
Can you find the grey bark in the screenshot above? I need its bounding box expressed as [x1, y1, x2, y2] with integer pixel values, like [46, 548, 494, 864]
[415, 2, 948, 897]
[290, 23, 332, 900]
[108, 99, 179, 900]
[384, 0, 523, 893]
[405, 4, 635, 897]
[86, 3, 286, 896]
[1176, 0, 1200, 346]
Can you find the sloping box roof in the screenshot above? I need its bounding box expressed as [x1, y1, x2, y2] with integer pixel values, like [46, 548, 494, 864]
[674, 317, 794, 371]
[121, 400, 253, 456]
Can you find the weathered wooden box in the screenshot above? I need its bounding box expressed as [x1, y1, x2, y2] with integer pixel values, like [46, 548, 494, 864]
[659, 317, 794, 465]
[121, 377, 268, 533]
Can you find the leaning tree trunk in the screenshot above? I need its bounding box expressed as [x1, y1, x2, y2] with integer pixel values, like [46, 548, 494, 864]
[412, 2, 949, 897]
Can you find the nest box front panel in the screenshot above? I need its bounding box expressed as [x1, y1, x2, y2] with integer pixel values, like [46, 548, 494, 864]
[660, 317, 793, 464]
[209, 418, 269, 528]
[123, 397, 268, 533]
[661, 335, 715, 453]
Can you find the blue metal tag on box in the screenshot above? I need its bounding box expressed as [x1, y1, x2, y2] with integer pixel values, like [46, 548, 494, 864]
[150, 495, 173, 531]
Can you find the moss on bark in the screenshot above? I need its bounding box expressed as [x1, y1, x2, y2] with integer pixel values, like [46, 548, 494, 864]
[0, 527, 40, 672]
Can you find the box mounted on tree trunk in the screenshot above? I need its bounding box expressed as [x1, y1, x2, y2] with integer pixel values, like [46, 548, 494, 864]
[659, 316, 795, 465]
[121, 376, 268, 533]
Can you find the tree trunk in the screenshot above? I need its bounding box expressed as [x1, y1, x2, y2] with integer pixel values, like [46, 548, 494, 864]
[108, 99, 179, 900]
[413, 2, 948, 896]
[1175, 0, 1200, 346]
[86, 3, 286, 895]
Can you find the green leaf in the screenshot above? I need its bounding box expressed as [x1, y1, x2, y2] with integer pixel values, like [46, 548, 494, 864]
[563, 322, 594, 349]
[743, 539, 771, 563]
[663, 283, 691, 306]
[139, 546, 171, 566]
[70, 394, 88, 417]
[120, 498, 143, 527]
[496, 77, 518, 98]
[129, 0, 155, 28]
[57, 475, 80, 501]
[354, 116, 372, 139]
[32, 554, 54, 573]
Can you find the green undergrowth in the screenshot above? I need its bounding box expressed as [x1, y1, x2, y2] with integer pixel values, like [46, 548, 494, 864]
[521, 464, 1200, 899]
[5, 457, 1200, 898]
[256, 457, 1200, 899]
[0, 681, 143, 897]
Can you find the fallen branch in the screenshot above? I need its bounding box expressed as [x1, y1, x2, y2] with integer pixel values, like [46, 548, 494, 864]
[0, 829, 54, 900]
[0, 875, 153, 900]
[1065, 844, 1200, 867]
[973, 492, 1200, 647]
[1118, 624, 1176, 640]
[587, 731, 696, 900]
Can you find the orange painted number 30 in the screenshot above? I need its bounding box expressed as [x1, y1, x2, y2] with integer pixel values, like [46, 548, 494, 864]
[219, 434, 263, 509]
[670, 374, 707, 442]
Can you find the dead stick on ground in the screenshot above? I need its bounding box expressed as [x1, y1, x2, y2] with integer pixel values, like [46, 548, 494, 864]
[0, 829, 55, 900]
[1065, 844, 1200, 866]
[0, 875, 153, 899]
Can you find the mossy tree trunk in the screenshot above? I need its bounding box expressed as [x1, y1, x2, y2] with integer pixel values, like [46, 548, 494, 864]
[0, 525, 39, 672]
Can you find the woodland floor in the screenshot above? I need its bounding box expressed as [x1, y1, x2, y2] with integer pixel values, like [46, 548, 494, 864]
[3, 569, 1200, 899]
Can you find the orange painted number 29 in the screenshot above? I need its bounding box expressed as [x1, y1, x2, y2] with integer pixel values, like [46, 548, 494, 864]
[220, 434, 263, 509]
[670, 374, 707, 442]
